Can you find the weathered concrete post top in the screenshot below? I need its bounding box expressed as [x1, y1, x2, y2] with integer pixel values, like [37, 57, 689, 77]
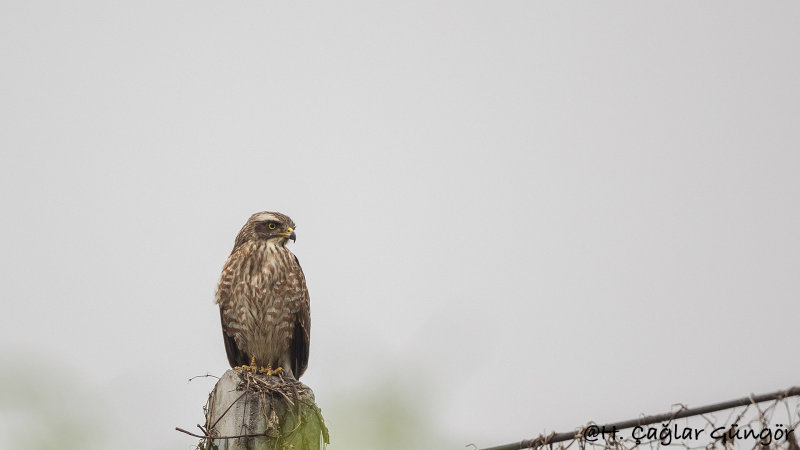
[201, 369, 328, 450]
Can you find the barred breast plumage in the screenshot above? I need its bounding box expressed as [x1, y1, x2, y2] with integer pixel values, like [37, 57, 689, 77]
[215, 212, 310, 379]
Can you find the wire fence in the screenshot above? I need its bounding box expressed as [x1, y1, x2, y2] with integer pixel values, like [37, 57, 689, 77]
[480, 387, 800, 450]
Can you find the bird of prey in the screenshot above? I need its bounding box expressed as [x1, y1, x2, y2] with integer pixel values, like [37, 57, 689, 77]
[215, 212, 310, 379]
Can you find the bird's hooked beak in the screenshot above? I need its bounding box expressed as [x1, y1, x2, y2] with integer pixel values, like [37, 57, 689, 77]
[281, 227, 297, 242]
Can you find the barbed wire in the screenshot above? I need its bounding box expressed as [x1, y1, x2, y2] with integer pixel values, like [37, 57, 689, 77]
[480, 386, 800, 450]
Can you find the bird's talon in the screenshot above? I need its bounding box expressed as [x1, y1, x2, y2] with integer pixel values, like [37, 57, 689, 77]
[235, 358, 260, 373]
[256, 366, 283, 376]
[232, 357, 258, 372]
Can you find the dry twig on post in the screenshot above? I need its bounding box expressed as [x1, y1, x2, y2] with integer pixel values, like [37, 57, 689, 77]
[177, 369, 329, 450]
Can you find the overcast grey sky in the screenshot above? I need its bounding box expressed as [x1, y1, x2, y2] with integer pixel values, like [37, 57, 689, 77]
[1, 1, 798, 449]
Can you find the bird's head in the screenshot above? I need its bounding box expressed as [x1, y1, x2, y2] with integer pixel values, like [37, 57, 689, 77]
[233, 211, 297, 250]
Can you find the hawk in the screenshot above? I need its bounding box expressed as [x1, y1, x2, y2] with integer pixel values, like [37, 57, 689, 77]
[215, 212, 310, 379]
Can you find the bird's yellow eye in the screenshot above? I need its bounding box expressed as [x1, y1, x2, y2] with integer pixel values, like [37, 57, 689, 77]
[268, 223, 277, 230]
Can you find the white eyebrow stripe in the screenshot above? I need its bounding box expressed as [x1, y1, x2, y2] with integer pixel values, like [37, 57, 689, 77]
[251, 213, 281, 222]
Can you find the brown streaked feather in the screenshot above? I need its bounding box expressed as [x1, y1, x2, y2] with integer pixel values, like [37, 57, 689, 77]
[215, 223, 311, 379]
[216, 244, 249, 368]
[290, 254, 311, 378]
[220, 308, 248, 367]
